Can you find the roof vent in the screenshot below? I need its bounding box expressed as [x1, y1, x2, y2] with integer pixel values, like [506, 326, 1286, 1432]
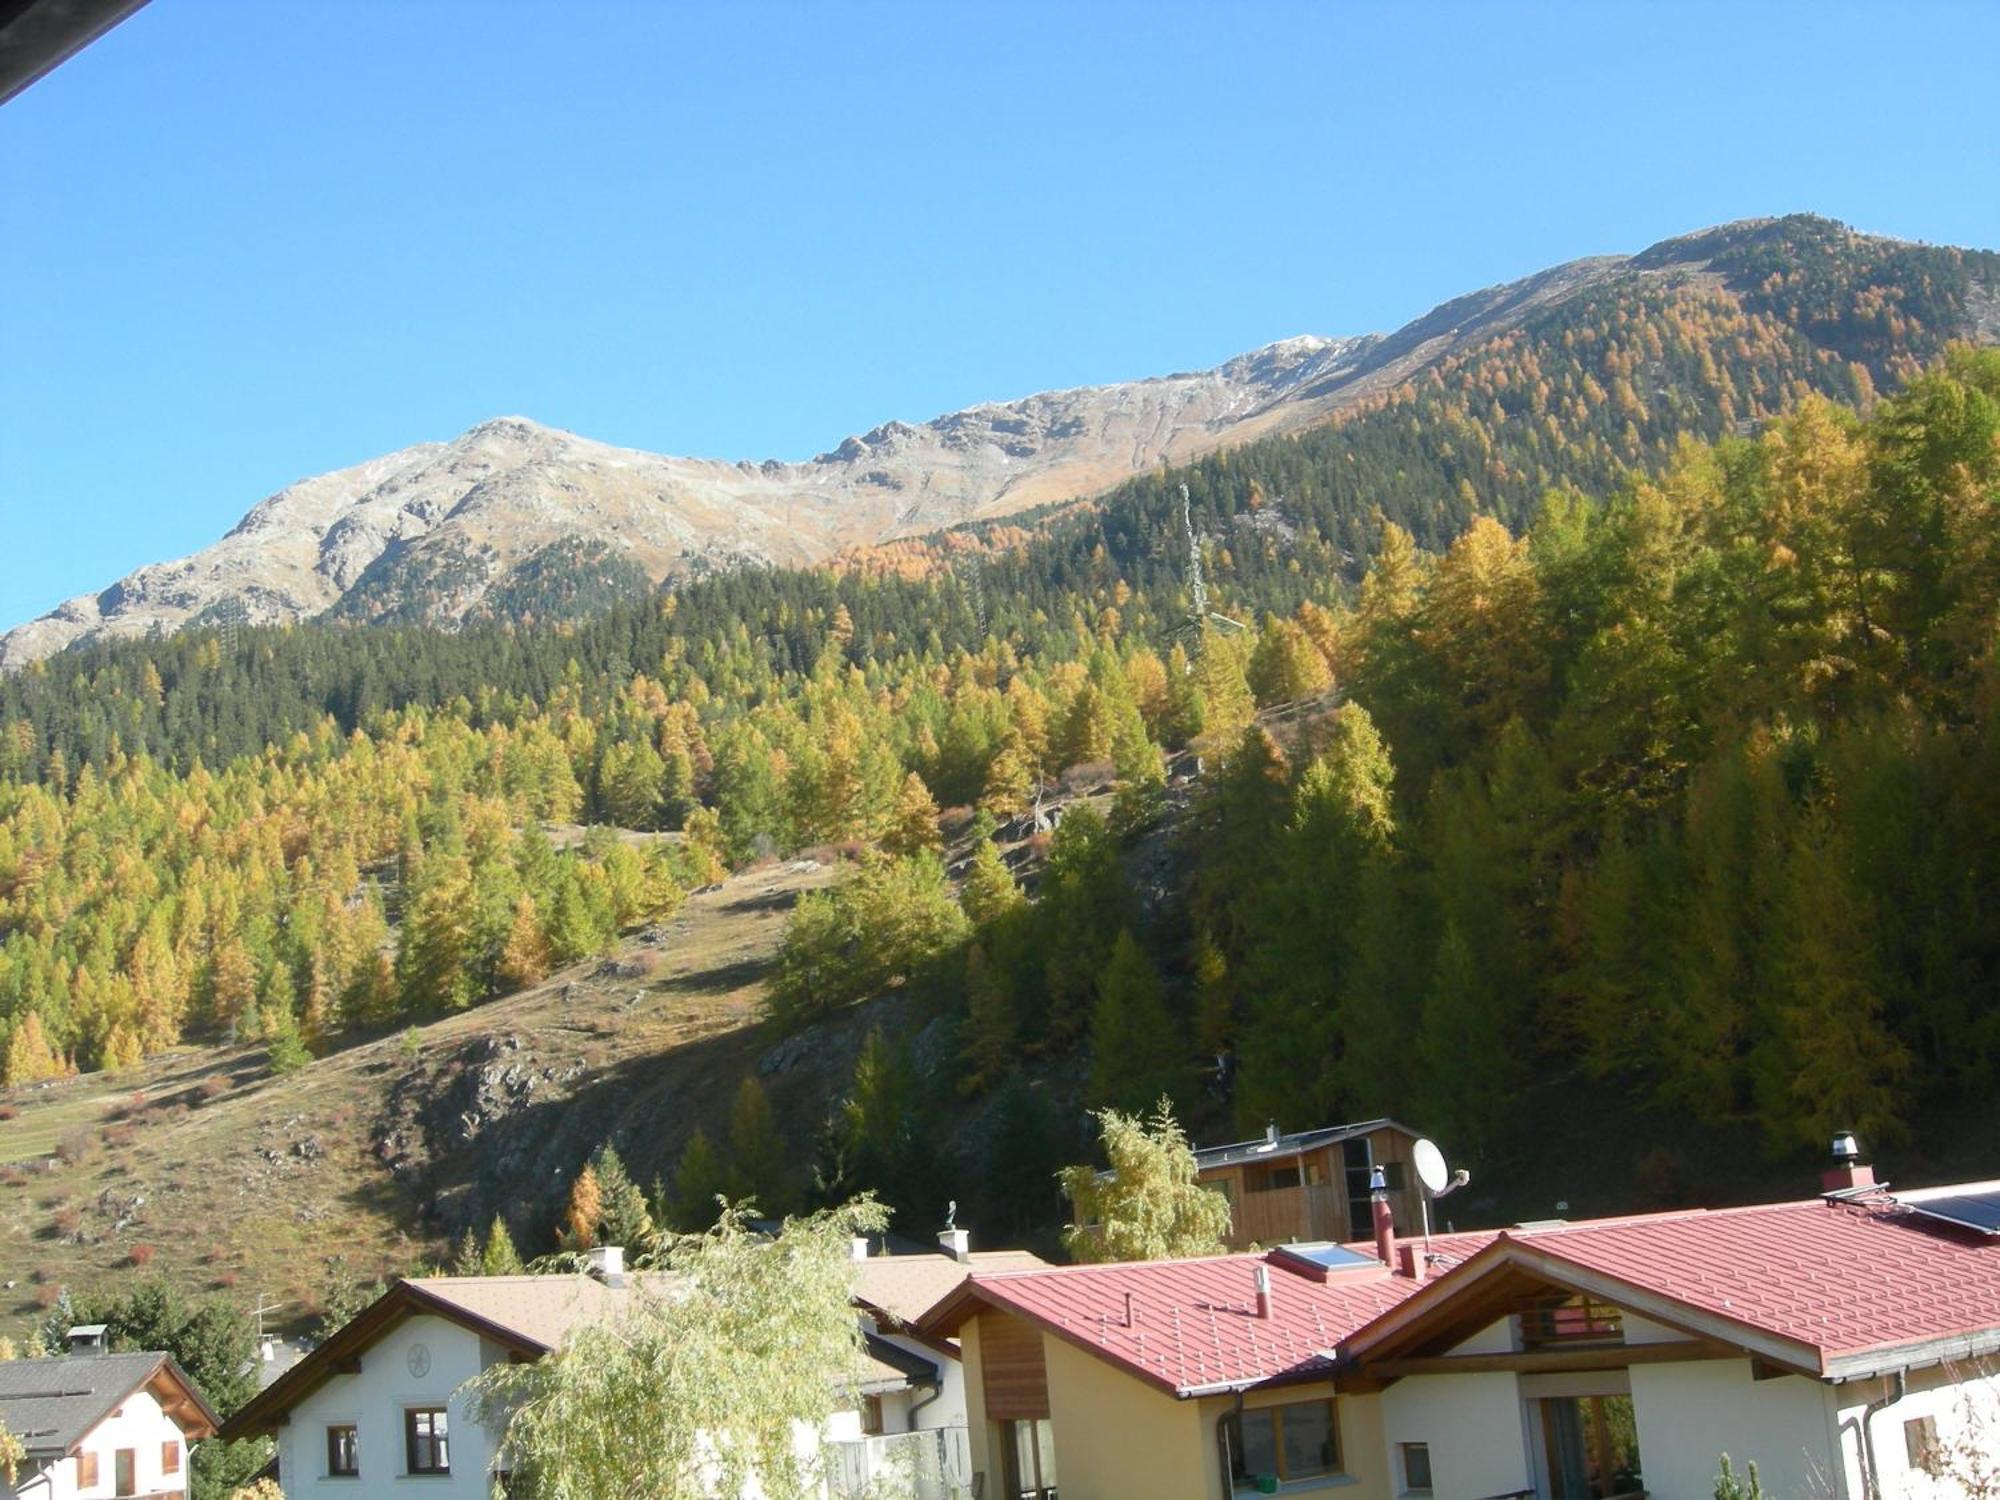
[1253, 1264, 1272, 1319]
[1822, 1132, 1878, 1196]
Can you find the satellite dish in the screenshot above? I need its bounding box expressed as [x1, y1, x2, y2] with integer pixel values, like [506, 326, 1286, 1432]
[1412, 1138, 1450, 1196]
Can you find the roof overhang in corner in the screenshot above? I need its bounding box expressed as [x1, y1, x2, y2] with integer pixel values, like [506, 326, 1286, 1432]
[1338, 1235, 1823, 1384]
[0, 0, 149, 106]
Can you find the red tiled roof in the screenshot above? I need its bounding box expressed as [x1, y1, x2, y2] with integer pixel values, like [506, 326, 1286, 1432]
[1484, 1194, 2000, 1373]
[922, 1185, 2000, 1397]
[924, 1251, 1426, 1397]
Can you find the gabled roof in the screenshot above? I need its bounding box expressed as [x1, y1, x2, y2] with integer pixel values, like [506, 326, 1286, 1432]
[0, 1352, 218, 1459]
[851, 1249, 1048, 1331]
[1193, 1118, 1422, 1172]
[221, 1273, 672, 1440]
[1348, 1192, 2000, 1380]
[919, 1180, 2000, 1400]
[920, 1251, 1426, 1398]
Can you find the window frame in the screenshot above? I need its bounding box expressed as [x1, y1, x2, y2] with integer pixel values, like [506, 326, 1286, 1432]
[1904, 1413, 1941, 1477]
[77, 1451, 100, 1488]
[1400, 1440, 1433, 1494]
[405, 1407, 451, 1477]
[1224, 1398, 1341, 1489]
[327, 1422, 360, 1478]
[113, 1447, 136, 1498]
[160, 1439, 181, 1476]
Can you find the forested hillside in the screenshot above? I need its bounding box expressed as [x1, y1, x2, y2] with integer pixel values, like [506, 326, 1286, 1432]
[4, 221, 2000, 1256]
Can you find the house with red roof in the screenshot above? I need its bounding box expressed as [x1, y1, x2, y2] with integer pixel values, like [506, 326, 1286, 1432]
[918, 1150, 2000, 1500]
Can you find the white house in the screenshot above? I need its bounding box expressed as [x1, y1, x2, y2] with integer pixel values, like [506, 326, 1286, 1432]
[223, 1234, 1044, 1498]
[0, 1346, 218, 1500]
[919, 1152, 2000, 1500]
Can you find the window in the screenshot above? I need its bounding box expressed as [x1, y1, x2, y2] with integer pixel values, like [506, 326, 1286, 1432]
[78, 1452, 99, 1488]
[860, 1395, 885, 1436]
[1401, 1441, 1434, 1493]
[1224, 1399, 1339, 1489]
[1343, 1137, 1375, 1230]
[1905, 1414, 1941, 1477]
[327, 1424, 360, 1478]
[406, 1408, 450, 1476]
[1247, 1162, 1304, 1193]
[161, 1440, 181, 1476]
[1537, 1395, 1642, 1498]
[1002, 1418, 1056, 1500]
[114, 1448, 136, 1497]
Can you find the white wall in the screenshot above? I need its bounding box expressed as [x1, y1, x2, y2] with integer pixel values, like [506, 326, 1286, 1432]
[1629, 1359, 1841, 1500]
[275, 1314, 504, 1500]
[9, 1387, 188, 1500]
[1380, 1371, 1531, 1498]
[860, 1323, 963, 1435]
[1833, 1364, 2000, 1500]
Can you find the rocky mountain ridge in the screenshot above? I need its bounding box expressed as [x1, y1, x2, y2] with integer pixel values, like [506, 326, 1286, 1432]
[7, 215, 1994, 668]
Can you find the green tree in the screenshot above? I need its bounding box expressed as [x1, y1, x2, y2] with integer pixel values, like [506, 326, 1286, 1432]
[727, 1077, 794, 1216]
[1087, 931, 1180, 1111]
[666, 1129, 729, 1232]
[469, 1199, 890, 1500]
[1059, 1099, 1230, 1263]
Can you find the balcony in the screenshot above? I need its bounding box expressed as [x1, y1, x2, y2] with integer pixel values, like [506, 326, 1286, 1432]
[826, 1426, 974, 1500]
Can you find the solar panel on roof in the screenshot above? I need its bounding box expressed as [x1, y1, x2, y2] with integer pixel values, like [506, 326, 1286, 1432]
[1904, 1189, 2000, 1236]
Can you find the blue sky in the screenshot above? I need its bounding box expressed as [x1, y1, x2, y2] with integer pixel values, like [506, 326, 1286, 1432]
[4, 0, 1998, 627]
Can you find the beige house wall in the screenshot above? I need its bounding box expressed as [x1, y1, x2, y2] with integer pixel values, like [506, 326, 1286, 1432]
[1041, 1336, 1210, 1500]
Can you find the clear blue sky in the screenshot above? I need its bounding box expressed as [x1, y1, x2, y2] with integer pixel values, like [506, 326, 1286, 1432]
[4, 0, 1997, 627]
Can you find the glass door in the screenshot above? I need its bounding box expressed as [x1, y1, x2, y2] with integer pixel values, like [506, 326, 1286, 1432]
[1002, 1418, 1057, 1500]
[1535, 1396, 1642, 1498]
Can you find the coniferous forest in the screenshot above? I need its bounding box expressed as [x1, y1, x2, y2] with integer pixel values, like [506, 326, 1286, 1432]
[3, 222, 2000, 1236]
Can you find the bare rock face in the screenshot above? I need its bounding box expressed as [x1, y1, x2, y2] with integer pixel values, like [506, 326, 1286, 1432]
[12, 216, 1985, 667]
[0, 335, 1389, 668]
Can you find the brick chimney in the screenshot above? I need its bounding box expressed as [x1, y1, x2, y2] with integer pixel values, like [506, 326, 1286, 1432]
[1821, 1132, 1876, 1194]
[1371, 1165, 1397, 1268]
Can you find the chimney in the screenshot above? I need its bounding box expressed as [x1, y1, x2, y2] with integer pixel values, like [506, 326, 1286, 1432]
[1396, 1242, 1424, 1281]
[1370, 1165, 1397, 1269]
[1821, 1132, 1877, 1194]
[585, 1245, 626, 1287]
[1253, 1264, 1273, 1319]
[850, 1236, 872, 1262]
[939, 1227, 971, 1264]
[1264, 1120, 1281, 1148]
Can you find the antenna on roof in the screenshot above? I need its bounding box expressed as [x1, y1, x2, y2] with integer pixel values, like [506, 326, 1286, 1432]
[1411, 1139, 1469, 1273]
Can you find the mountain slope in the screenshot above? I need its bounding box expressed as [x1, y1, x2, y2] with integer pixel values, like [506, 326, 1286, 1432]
[6, 215, 1996, 669]
[0, 337, 1372, 666]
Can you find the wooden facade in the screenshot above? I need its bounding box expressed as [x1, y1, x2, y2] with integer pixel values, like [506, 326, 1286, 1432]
[1198, 1121, 1425, 1252]
[977, 1309, 1050, 1420]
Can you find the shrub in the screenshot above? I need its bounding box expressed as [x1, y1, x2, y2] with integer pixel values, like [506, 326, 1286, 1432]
[33, 1282, 61, 1309]
[50, 1204, 81, 1237]
[30, 1265, 57, 1285]
[0, 1104, 19, 1122]
[127, 1243, 157, 1268]
[211, 1270, 239, 1290]
[101, 1123, 138, 1150]
[0, 1168, 27, 1189]
[53, 1129, 92, 1165]
[197, 1075, 230, 1103]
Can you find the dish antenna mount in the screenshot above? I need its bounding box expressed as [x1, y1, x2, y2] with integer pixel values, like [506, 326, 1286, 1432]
[1410, 1137, 1470, 1269]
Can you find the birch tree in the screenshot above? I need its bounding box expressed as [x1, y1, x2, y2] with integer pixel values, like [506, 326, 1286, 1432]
[471, 1198, 888, 1500]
